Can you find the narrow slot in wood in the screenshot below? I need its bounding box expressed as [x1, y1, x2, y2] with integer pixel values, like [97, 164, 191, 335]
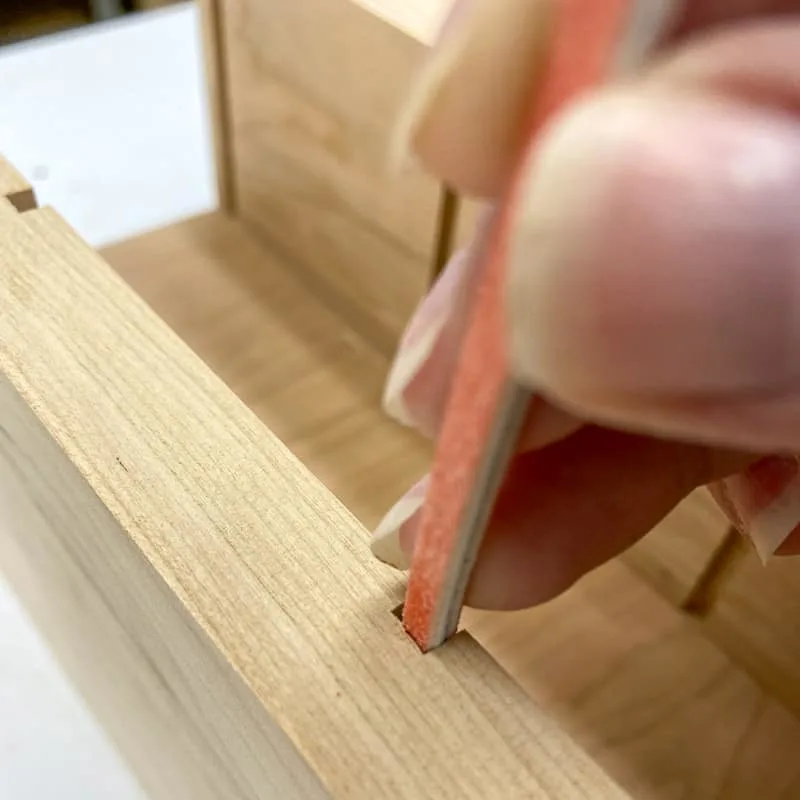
[0, 155, 37, 212]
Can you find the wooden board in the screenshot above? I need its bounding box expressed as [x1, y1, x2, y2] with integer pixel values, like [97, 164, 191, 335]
[216, 0, 445, 351]
[103, 213, 432, 532]
[0, 199, 629, 798]
[703, 554, 800, 720]
[466, 561, 800, 800]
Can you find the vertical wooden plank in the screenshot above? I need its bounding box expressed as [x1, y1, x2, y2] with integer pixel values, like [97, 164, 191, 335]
[197, 0, 235, 212]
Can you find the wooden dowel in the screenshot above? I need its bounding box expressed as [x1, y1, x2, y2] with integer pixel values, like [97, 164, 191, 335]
[682, 525, 748, 617]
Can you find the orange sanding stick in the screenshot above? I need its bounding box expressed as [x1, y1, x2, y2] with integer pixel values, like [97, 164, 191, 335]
[402, 0, 682, 653]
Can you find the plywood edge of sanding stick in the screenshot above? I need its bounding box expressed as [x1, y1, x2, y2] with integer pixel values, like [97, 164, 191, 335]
[0, 192, 631, 797]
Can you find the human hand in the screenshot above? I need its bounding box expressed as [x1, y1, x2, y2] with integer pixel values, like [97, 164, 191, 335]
[370, 0, 800, 611]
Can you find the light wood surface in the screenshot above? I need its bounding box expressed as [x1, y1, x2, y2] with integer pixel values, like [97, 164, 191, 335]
[467, 561, 800, 800]
[103, 212, 431, 531]
[0, 200, 629, 798]
[218, 0, 444, 351]
[704, 553, 800, 720]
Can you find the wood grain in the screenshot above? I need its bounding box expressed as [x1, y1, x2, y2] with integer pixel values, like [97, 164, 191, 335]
[218, 0, 442, 351]
[0, 380, 328, 800]
[467, 561, 800, 800]
[103, 213, 432, 532]
[703, 553, 800, 720]
[0, 204, 628, 798]
[0, 154, 37, 212]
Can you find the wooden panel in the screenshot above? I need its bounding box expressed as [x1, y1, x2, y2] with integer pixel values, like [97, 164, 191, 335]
[0, 202, 628, 798]
[466, 561, 800, 800]
[0, 154, 37, 212]
[103, 213, 431, 532]
[0, 381, 328, 800]
[703, 553, 800, 721]
[218, 0, 447, 351]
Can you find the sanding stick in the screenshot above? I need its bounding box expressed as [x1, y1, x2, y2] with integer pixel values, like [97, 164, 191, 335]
[402, 0, 683, 653]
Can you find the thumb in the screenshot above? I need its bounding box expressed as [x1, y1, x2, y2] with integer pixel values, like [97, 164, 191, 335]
[506, 21, 800, 453]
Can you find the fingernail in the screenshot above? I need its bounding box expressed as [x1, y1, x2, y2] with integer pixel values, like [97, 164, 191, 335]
[391, 0, 554, 181]
[390, 0, 475, 172]
[383, 247, 468, 427]
[713, 458, 800, 563]
[370, 477, 428, 569]
[507, 90, 800, 399]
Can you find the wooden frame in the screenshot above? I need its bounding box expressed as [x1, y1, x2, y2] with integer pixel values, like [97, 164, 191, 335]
[3, 2, 800, 797]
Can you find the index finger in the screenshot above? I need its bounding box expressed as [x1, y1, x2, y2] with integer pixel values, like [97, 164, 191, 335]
[405, 0, 800, 196]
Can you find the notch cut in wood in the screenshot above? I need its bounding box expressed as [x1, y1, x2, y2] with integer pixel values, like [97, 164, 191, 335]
[0, 155, 37, 213]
